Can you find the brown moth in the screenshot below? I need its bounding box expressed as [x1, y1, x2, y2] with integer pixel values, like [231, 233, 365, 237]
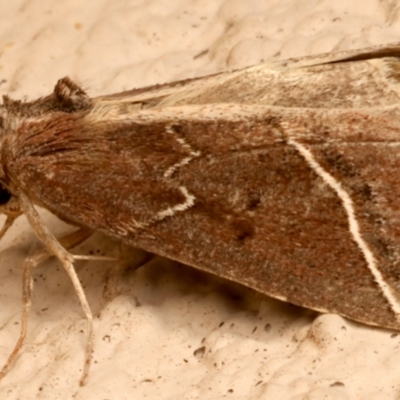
[1, 41, 400, 384]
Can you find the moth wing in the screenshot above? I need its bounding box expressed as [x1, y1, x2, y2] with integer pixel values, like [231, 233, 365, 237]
[10, 44, 400, 331]
[265, 41, 400, 69]
[14, 97, 400, 331]
[95, 43, 400, 111]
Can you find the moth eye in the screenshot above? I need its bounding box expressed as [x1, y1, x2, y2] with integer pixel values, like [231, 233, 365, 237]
[0, 185, 11, 205]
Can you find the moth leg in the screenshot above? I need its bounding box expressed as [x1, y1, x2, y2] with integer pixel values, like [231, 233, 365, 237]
[99, 244, 153, 307]
[0, 227, 93, 383]
[118, 243, 154, 271]
[19, 193, 95, 386]
[0, 215, 17, 240]
[0, 194, 24, 240]
[0, 248, 33, 383]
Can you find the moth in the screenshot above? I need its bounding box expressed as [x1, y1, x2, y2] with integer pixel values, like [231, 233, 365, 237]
[1, 41, 400, 385]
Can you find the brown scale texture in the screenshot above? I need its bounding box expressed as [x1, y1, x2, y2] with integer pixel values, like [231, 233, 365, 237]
[3, 44, 400, 329]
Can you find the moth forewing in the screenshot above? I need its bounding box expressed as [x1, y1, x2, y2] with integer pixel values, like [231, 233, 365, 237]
[2, 42, 400, 384]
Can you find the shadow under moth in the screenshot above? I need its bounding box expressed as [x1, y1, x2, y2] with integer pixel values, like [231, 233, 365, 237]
[1, 41, 400, 385]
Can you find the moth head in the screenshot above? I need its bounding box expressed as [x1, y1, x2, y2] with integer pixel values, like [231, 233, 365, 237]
[0, 181, 22, 240]
[0, 102, 25, 241]
[0, 98, 28, 214]
[0, 109, 22, 238]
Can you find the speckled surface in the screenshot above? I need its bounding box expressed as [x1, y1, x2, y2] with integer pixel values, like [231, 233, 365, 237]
[1, 1, 400, 399]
